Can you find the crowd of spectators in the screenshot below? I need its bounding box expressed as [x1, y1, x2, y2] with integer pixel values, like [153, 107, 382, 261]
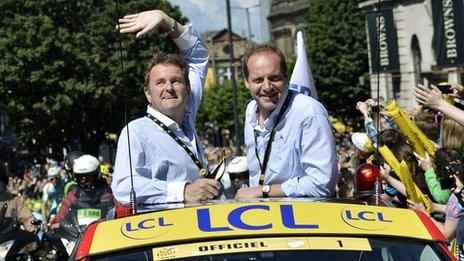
[334, 82, 464, 258]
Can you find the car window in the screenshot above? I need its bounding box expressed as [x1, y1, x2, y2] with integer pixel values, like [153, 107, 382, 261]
[90, 237, 450, 261]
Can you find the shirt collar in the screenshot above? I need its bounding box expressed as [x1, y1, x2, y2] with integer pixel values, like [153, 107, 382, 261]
[249, 88, 290, 131]
[146, 106, 178, 129]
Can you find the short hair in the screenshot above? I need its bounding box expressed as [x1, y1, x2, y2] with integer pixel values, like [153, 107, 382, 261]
[379, 129, 406, 148]
[414, 109, 438, 142]
[241, 43, 288, 81]
[144, 54, 190, 88]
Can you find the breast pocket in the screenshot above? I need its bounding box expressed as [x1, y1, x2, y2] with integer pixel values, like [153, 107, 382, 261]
[267, 141, 294, 176]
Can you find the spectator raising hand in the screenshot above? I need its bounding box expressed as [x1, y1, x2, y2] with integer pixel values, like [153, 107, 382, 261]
[414, 84, 444, 110]
[414, 152, 433, 172]
[414, 84, 464, 126]
[450, 83, 464, 100]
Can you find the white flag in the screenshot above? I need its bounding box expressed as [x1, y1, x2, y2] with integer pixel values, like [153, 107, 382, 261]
[289, 31, 317, 100]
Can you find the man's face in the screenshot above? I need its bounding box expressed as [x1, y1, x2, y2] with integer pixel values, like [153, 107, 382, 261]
[244, 52, 288, 117]
[76, 173, 96, 189]
[50, 177, 59, 186]
[144, 64, 189, 118]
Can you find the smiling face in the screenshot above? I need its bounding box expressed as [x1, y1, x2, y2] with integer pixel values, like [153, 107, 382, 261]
[244, 52, 288, 120]
[144, 63, 190, 122]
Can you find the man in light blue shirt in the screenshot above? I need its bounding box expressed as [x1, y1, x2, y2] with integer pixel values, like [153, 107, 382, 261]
[235, 44, 338, 199]
[112, 10, 220, 204]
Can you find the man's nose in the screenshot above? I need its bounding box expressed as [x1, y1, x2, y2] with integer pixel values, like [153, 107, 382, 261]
[164, 81, 175, 91]
[262, 79, 273, 92]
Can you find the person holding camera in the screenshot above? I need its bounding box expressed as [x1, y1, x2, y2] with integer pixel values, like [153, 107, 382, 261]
[409, 148, 464, 243]
[356, 98, 396, 145]
[415, 149, 453, 204]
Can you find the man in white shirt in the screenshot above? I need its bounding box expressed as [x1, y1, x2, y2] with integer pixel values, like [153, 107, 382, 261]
[112, 10, 219, 205]
[236, 44, 338, 199]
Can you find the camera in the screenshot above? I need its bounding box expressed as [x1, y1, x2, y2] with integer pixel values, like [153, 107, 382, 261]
[437, 82, 453, 94]
[440, 177, 455, 189]
[371, 105, 381, 113]
[444, 161, 464, 175]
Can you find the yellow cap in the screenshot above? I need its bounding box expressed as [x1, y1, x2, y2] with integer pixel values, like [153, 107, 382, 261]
[100, 164, 113, 176]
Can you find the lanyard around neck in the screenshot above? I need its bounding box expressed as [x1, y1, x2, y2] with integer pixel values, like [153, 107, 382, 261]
[254, 92, 292, 185]
[146, 113, 209, 177]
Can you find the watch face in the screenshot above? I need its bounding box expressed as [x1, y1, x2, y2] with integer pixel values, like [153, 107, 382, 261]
[262, 185, 271, 193]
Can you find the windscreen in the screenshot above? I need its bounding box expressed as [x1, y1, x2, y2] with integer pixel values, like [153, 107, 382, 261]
[91, 237, 451, 261]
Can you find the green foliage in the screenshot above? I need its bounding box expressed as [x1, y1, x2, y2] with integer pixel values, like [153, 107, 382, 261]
[197, 80, 251, 145]
[0, 0, 187, 159]
[286, 54, 296, 74]
[305, 0, 369, 125]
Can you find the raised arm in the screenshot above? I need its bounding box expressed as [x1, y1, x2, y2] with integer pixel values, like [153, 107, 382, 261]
[414, 84, 464, 126]
[116, 9, 209, 117]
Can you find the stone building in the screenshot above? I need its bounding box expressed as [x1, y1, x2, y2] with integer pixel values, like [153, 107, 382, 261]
[267, 0, 311, 57]
[359, 0, 464, 106]
[203, 29, 249, 87]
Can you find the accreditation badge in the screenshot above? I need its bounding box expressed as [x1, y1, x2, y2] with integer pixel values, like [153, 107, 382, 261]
[199, 168, 207, 177]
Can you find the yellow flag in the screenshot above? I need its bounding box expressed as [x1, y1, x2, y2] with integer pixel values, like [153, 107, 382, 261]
[379, 146, 433, 213]
[379, 145, 402, 175]
[384, 100, 435, 157]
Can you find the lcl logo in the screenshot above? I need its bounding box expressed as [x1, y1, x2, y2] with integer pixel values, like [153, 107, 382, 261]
[341, 209, 393, 231]
[121, 217, 173, 240]
[197, 204, 319, 232]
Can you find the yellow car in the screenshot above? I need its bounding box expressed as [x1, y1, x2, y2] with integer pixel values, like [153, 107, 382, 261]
[70, 199, 455, 261]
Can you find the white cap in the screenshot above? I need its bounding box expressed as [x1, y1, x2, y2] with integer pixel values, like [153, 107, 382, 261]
[73, 155, 100, 174]
[351, 132, 374, 153]
[47, 166, 61, 178]
[226, 156, 248, 173]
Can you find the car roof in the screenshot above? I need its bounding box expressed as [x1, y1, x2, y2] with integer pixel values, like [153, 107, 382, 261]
[75, 199, 445, 259]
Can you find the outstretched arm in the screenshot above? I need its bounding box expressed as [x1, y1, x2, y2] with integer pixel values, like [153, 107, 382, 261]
[414, 84, 464, 126]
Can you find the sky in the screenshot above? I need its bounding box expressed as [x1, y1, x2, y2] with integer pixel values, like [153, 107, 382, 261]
[168, 0, 270, 42]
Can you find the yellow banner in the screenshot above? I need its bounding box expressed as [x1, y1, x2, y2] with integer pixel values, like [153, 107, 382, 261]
[384, 101, 425, 156]
[88, 202, 434, 255]
[399, 160, 419, 203]
[378, 145, 432, 213]
[379, 145, 402, 175]
[398, 160, 432, 213]
[379, 145, 433, 213]
[384, 100, 435, 157]
[153, 237, 372, 260]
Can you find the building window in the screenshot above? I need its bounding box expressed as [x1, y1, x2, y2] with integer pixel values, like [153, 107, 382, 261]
[392, 74, 401, 99]
[411, 35, 422, 85]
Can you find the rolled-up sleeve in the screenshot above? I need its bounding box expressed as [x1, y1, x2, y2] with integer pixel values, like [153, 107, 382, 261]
[173, 24, 209, 119]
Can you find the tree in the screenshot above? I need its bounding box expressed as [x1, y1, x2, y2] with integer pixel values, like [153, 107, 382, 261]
[305, 0, 369, 125]
[197, 80, 251, 146]
[0, 0, 187, 161]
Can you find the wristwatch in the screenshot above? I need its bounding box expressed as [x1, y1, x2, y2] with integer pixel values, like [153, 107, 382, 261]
[261, 185, 271, 198]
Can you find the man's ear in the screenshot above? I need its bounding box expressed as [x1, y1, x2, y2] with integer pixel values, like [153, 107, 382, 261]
[283, 72, 289, 85]
[244, 79, 250, 90]
[144, 87, 152, 103]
